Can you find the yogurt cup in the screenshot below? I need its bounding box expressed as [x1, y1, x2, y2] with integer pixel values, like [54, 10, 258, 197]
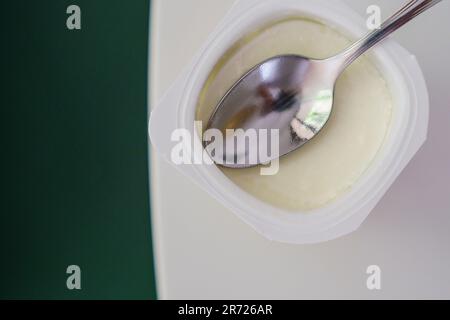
[149, 0, 429, 244]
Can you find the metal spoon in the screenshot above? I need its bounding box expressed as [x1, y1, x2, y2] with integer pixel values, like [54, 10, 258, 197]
[204, 0, 442, 168]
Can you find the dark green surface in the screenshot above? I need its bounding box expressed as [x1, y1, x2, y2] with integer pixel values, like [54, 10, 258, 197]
[0, 0, 156, 299]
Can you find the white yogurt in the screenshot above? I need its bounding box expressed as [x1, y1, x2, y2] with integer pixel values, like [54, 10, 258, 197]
[196, 17, 393, 211]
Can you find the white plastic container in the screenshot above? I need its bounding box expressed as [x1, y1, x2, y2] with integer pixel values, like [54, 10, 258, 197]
[149, 0, 429, 244]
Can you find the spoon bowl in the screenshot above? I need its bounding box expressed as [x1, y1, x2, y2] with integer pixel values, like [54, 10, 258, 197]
[206, 55, 336, 167]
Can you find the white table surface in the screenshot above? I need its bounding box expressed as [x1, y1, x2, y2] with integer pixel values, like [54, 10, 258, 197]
[150, 0, 450, 299]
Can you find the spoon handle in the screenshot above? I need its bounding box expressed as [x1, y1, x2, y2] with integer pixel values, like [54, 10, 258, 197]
[335, 0, 443, 71]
